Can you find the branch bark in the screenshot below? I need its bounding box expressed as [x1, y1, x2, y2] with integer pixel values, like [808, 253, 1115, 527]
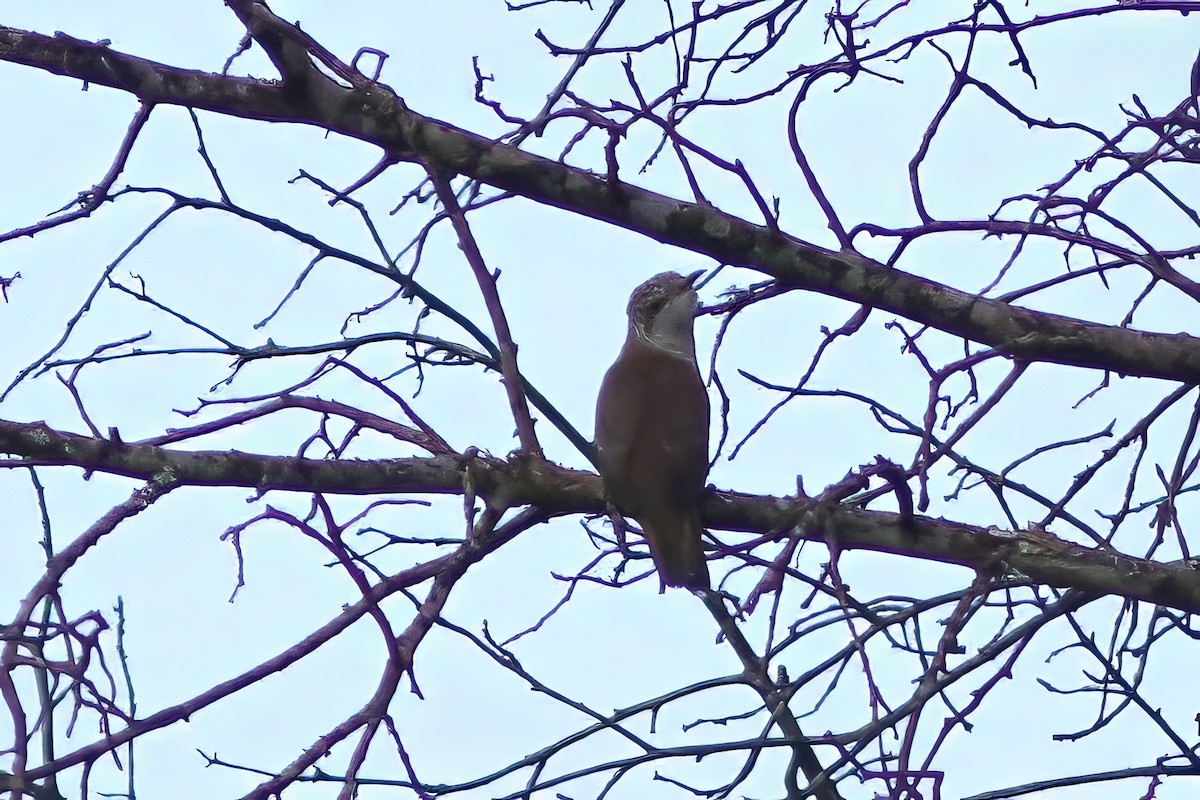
[4, 418, 1199, 614]
[2, 12, 1200, 383]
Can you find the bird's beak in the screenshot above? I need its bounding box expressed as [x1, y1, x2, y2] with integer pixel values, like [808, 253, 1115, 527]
[685, 269, 705, 287]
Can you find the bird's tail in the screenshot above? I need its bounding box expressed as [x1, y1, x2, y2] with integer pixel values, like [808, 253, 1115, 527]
[641, 511, 710, 591]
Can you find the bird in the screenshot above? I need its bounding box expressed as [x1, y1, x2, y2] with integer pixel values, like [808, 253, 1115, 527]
[594, 270, 711, 591]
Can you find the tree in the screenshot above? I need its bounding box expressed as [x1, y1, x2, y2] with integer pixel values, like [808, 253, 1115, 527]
[2, 2, 1200, 798]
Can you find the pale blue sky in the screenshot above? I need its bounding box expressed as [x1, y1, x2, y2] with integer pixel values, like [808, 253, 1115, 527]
[3, 3, 1200, 799]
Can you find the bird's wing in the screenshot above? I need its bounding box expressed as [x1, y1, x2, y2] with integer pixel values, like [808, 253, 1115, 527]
[594, 344, 645, 493]
[596, 338, 709, 509]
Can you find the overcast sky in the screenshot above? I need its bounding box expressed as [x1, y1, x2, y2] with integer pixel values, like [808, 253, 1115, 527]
[3, 3, 1200, 799]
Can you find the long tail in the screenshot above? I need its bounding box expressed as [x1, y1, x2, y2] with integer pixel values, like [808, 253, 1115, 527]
[641, 510, 710, 591]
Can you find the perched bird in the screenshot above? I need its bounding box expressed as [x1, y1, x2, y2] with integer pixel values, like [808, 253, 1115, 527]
[595, 270, 711, 591]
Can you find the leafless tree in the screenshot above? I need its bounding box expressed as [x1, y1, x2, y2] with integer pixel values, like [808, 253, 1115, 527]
[3, 2, 1200, 799]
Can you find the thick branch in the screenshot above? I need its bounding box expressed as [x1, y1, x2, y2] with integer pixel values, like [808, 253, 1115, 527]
[3, 16, 1200, 383]
[4, 419, 1200, 613]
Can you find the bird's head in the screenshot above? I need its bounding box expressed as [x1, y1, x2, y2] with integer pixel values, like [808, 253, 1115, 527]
[627, 270, 704, 355]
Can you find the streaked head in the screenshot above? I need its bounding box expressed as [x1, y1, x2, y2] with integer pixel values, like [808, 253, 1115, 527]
[627, 271, 703, 353]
